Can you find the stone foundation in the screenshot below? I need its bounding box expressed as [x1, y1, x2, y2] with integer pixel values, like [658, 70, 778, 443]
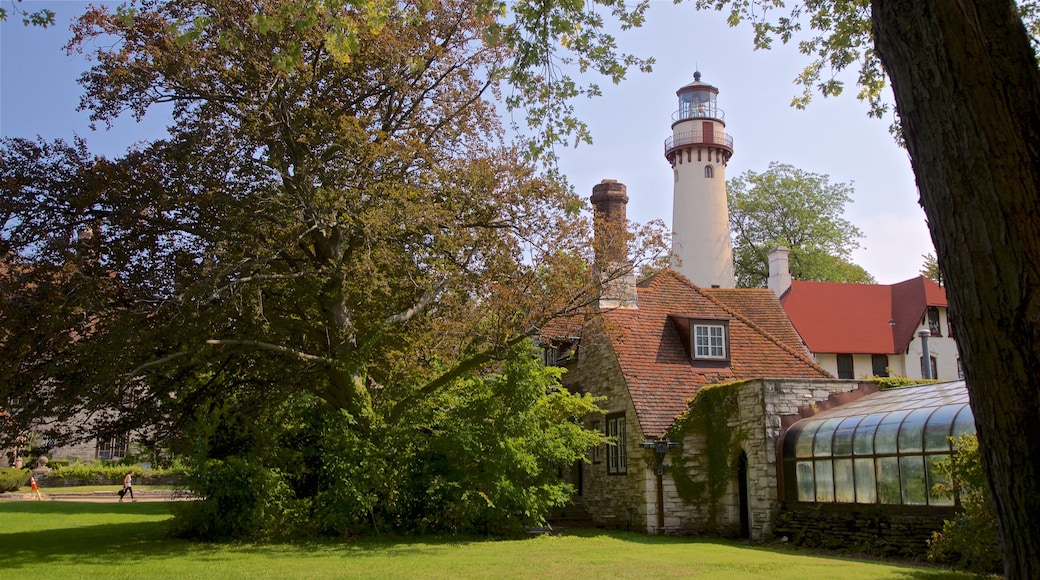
[773, 502, 954, 559]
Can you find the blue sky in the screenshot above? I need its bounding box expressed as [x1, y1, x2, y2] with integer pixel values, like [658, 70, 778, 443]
[1, 1, 932, 284]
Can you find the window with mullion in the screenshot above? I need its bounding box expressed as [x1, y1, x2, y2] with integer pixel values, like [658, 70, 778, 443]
[694, 324, 726, 359]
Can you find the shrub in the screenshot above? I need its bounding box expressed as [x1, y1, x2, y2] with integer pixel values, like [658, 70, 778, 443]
[169, 457, 299, 540]
[44, 462, 188, 485]
[0, 468, 30, 492]
[927, 433, 1002, 574]
[868, 376, 926, 389]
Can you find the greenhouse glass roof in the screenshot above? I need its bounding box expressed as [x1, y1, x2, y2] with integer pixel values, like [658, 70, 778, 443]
[781, 381, 976, 506]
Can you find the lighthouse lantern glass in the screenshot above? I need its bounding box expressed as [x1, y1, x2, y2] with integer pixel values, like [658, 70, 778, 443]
[679, 89, 716, 119]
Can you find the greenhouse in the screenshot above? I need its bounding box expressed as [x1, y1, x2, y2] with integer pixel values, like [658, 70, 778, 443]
[781, 381, 975, 507]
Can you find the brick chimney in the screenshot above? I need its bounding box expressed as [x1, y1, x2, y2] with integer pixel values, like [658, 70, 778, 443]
[591, 179, 638, 309]
[768, 246, 792, 297]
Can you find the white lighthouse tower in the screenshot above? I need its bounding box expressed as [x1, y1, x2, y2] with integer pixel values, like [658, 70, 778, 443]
[665, 72, 735, 288]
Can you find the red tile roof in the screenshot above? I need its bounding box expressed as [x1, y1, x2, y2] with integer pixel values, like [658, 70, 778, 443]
[780, 276, 948, 354]
[602, 269, 830, 437]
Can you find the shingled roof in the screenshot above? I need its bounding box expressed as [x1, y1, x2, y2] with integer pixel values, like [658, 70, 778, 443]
[602, 269, 830, 437]
[780, 276, 948, 355]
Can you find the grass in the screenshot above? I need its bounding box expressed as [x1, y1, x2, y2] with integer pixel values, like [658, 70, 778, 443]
[0, 501, 975, 580]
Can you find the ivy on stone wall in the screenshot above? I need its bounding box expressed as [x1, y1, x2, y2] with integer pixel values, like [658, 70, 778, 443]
[666, 381, 747, 530]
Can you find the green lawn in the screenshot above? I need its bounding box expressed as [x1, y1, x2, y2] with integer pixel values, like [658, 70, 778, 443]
[0, 501, 974, 579]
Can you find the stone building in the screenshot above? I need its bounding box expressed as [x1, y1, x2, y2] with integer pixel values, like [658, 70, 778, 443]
[546, 75, 974, 555]
[552, 177, 857, 539]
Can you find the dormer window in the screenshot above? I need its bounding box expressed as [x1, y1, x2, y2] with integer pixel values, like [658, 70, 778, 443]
[693, 321, 729, 360]
[668, 316, 731, 362]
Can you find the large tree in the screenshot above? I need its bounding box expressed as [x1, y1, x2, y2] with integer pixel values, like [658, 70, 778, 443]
[728, 161, 874, 288]
[0, 0, 666, 535]
[694, 0, 1040, 575]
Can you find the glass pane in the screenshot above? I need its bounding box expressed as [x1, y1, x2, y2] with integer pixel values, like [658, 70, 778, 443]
[795, 422, 821, 458]
[853, 413, 884, 455]
[924, 405, 961, 451]
[833, 458, 855, 503]
[815, 461, 834, 502]
[898, 408, 932, 453]
[872, 354, 889, 377]
[877, 457, 902, 504]
[813, 418, 843, 457]
[900, 456, 927, 505]
[952, 406, 977, 439]
[874, 410, 911, 455]
[926, 454, 955, 506]
[796, 461, 815, 502]
[854, 458, 877, 504]
[832, 417, 858, 456]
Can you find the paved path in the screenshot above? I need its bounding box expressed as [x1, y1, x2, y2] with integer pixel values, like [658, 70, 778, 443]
[0, 490, 192, 502]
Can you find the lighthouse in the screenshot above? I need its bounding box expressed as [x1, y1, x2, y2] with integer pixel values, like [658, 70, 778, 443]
[664, 72, 735, 288]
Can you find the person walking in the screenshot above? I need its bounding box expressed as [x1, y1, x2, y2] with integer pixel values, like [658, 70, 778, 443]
[120, 470, 135, 502]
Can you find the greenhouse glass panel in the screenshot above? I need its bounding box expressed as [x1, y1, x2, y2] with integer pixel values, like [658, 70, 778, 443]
[832, 417, 858, 456]
[853, 413, 884, 455]
[898, 408, 932, 453]
[796, 461, 815, 501]
[899, 455, 927, 505]
[924, 405, 961, 451]
[833, 458, 855, 503]
[815, 461, 835, 502]
[874, 410, 911, 454]
[854, 458, 876, 504]
[813, 418, 843, 457]
[795, 422, 821, 458]
[926, 455, 955, 506]
[952, 407, 977, 439]
[877, 457, 902, 504]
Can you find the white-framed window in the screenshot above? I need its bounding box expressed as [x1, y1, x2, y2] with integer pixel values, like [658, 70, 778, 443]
[606, 413, 627, 475]
[704, 165, 714, 178]
[694, 323, 727, 359]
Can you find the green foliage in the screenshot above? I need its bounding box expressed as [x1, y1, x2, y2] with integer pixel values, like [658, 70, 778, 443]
[45, 462, 187, 483]
[693, 0, 882, 117]
[0, 0, 55, 27]
[170, 457, 299, 540]
[0, 468, 31, 492]
[171, 343, 604, 539]
[728, 162, 873, 288]
[928, 434, 1001, 574]
[920, 253, 942, 286]
[1, 0, 662, 540]
[865, 376, 925, 390]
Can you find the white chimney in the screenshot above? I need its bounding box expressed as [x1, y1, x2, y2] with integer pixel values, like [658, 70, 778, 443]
[768, 246, 792, 297]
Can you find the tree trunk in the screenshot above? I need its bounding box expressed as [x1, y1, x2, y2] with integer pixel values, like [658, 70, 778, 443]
[871, 1, 1040, 577]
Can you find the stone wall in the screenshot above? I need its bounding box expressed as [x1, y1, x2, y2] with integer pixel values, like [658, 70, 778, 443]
[565, 322, 654, 533]
[568, 345, 899, 542]
[774, 503, 953, 559]
[666, 378, 861, 540]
